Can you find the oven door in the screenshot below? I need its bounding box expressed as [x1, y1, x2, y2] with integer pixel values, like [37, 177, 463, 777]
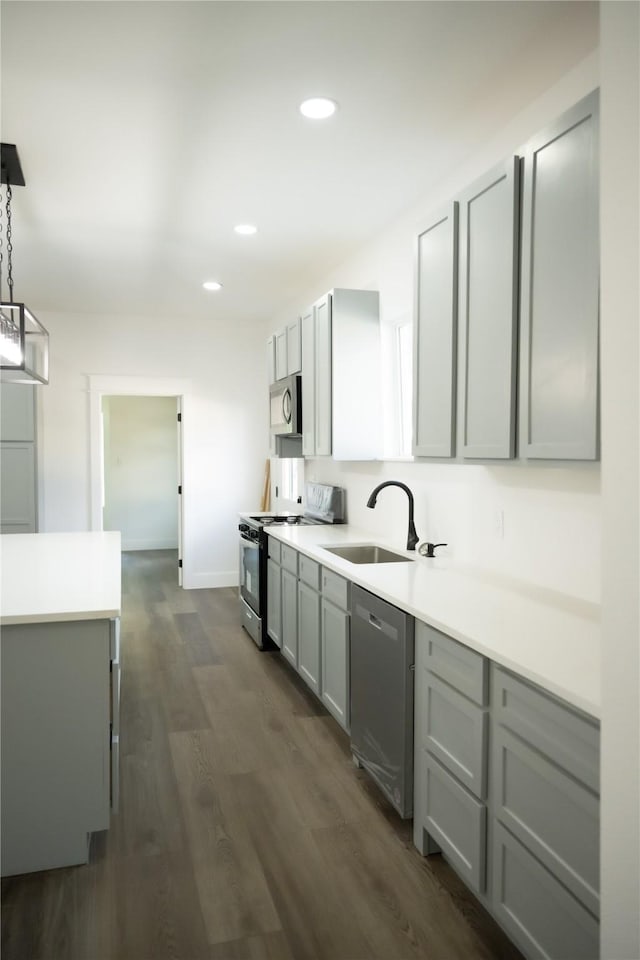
[239, 533, 261, 616]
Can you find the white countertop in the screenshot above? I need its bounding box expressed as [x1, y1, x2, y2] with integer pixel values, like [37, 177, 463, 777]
[266, 524, 601, 719]
[1, 532, 122, 625]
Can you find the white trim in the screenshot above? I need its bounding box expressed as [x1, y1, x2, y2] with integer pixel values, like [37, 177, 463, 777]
[184, 570, 238, 590]
[87, 374, 191, 582]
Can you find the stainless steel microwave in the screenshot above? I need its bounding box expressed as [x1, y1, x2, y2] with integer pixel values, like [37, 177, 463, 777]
[269, 374, 302, 436]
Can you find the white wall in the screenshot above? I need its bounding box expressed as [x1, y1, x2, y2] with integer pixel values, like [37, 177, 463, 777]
[599, 2, 640, 956]
[102, 395, 178, 551]
[37, 310, 269, 588]
[273, 51, 602, 603]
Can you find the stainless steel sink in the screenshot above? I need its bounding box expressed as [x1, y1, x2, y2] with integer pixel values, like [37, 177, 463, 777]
[323, 544, 414, 564]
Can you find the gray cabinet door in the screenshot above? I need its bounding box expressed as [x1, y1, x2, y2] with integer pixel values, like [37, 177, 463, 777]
[492, 821, 599, 960]
[492, 724, 599, 917]
[1, 383, 35, 441]
[314, 293, 332, 456]
[413, 202, 458, 458]
[266, 558, 282, 648]
[275, 327, 288, 381]
[421, 752, 486, 895]
[281, 568, 298, 668]
[266, 336, 276, 386]
[298, 581, 321, 695]
[320, 597, 349, 731]
[459, 159, 520, 459]
[520, 90, 600, 460]
[420, 620, 488, 706]
[301, 305, 316, 457]
[287, 319, 301, 374]
[0, 443, 37, 533]
[423, 673, 488, 799]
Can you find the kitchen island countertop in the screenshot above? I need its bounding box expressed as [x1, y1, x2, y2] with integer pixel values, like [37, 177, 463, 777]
[265, 524, 600, 719]
[0, 531, 122, 625]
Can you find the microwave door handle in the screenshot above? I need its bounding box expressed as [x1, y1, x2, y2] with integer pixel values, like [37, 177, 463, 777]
[282, 388, 292, 424]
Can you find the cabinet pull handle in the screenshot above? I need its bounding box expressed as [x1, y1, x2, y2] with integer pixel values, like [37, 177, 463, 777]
[369, 613, 383, 629]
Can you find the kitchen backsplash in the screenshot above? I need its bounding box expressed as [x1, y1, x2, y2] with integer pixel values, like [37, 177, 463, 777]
[305, 458, 601, 604]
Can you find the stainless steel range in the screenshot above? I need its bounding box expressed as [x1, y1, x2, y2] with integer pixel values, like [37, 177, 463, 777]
[238, 482, 345, 649]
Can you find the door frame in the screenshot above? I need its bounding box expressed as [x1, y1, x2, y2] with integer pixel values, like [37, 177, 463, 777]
[88, 374, 191, 583]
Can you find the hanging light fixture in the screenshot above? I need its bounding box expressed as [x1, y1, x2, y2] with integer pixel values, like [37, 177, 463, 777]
[1, 143, 49, 384]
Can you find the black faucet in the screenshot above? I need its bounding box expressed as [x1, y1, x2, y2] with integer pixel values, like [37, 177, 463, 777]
[366, 481, 419, 551]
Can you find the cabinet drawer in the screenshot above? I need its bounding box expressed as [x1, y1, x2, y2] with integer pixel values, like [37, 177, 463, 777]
[421, 672, 487, 799]
[321, 568, 349, 610]
[493, 724, 599, 917]
[493, 666, 599, 793]
[267, 537, 281, 565]
[492, 820, 599, 960]
[422, 753, 486, 895]
[299, 554, 321, 590]
[281, 544, 298, 575]
[419, 621, 488, 705]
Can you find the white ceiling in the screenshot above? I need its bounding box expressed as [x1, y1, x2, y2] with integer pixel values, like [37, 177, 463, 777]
[1, 1, 597, 326]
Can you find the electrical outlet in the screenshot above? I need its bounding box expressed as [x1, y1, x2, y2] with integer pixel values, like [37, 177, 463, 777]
[493, 508, 505, 540]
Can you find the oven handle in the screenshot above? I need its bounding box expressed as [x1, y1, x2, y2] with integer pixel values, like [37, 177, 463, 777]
[240, 533, 260, 547]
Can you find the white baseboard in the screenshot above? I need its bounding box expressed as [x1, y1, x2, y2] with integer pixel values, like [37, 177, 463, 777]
[182, 570, 238, 590]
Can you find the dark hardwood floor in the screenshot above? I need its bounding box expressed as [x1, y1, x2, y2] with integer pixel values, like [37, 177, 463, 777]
[1, 550, 523, 960]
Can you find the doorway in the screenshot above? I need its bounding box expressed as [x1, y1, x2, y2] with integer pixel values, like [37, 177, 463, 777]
[102, 394, 179, 548]
[88, 375, 189, 586]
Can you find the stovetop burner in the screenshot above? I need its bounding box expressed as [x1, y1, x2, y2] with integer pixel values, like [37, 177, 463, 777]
[251, 514, 304, 526]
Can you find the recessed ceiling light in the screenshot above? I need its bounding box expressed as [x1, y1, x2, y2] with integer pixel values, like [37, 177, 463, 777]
[299, 97, 338, 120]
[234, 224, 258, 235]
[202, 280, 222, 291]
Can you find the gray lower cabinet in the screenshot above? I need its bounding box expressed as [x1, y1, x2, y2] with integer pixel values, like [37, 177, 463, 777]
[519, 89, 600, 460]
[266, 544, 351, 731]
[414, 622, 489, 894]
[458, 157, 520, 460]
[297, 580, 321, 695]
[266, 557, 282, 647]
[413, 202, 459, 458]
[0, 383, 37, 533]
[493, 821, 599, 960]
[280, 568, 298, 668]
[1, 616, 119, 876]
[414, 624, 601, 960]
[266, 537, 282, 648]
[421, 752, 486, 894]
[320, 595, 350, 731]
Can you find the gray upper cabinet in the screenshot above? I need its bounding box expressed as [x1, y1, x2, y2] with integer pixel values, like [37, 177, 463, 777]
[301, 289, 381, 460]
[300, 305, 316, 457]
[272, 317, 302, 382]
[314, 293, 332, 457]
[275, 327, 288, 381]
[1, 383, 36, 441]
[459, 159, 520, 459]
[286, 319, 302, 375]
[520, 89, 600, 460]
[413, 202, 459, 458]
[1, 384, 38, 533]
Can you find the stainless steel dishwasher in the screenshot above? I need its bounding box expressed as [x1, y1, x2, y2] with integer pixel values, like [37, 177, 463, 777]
[350, 583, 415, 818]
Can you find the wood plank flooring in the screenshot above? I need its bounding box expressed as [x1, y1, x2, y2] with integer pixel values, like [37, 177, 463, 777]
[1, 549, 523, 960]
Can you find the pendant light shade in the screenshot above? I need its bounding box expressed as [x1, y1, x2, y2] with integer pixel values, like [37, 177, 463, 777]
[1, 143, 49, 384]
